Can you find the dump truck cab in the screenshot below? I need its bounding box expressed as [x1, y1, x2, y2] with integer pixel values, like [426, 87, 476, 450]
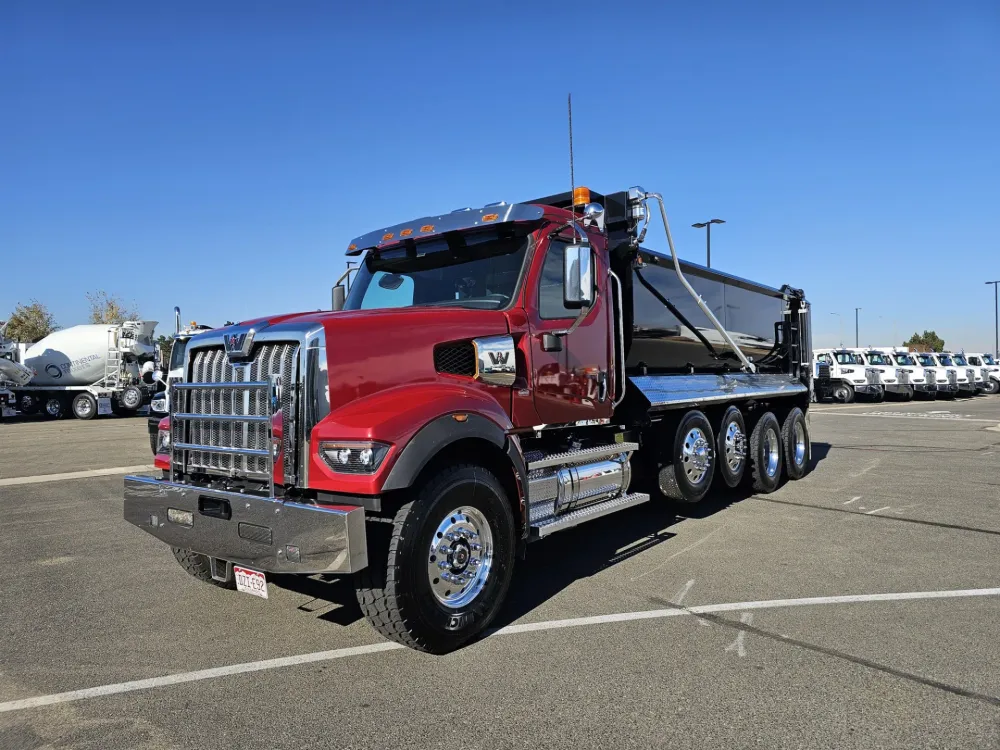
[964, 353, 1000, 394]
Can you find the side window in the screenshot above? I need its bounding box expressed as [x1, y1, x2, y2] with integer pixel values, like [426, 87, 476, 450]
[361, 271, 415, 310]
[538, 242, 576, 319]
[817, 354, 832, 365]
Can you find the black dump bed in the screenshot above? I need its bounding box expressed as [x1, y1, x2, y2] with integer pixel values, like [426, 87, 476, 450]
[621, 248, 804, 376]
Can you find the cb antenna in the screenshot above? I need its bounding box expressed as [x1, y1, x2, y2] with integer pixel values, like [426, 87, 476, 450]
[568, 93, 575, 226]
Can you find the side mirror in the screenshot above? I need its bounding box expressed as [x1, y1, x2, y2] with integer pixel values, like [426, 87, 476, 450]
[152, 370, 163, 383]
[332, 284, 346, 311]
[563, 244, 593, 309]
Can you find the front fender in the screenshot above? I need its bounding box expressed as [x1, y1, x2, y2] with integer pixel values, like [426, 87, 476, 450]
[308, 383, 514, 497]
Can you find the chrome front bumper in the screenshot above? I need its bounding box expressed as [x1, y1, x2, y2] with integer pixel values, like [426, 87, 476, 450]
[958, 382, 975, 393]
[123, 475, 368, 574]
[914, 384, 936, 393]
[937, 383, 959, 393]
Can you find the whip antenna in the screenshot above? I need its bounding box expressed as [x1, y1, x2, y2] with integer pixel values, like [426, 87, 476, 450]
[568, 93, 575, 225]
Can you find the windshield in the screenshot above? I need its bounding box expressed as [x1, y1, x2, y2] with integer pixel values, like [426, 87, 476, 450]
[834, 352, 862, 365]
[984, 354, 997, 365]
[935, 354, 953, 366]
[952, 355, 967, 366]
[893, 353, 915, 366]
[169, 338, 189, 371]
[865, 353, 889, 365]
[916, 354, 935, 366]
[344, 229, 530, 311]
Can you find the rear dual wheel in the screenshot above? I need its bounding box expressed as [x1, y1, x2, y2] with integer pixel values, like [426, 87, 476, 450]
[658, 411, 716, 503]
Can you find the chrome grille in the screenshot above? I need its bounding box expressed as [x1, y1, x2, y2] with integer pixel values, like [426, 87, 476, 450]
[896, 368, 910, 385]
[866, 368, 882, 385]
[179, 343, 298, 478]
[967, 368, 976, 384]
[925, 369, 936, 385]
[947, 369, 958, 385]
[816, 362, 831, 380]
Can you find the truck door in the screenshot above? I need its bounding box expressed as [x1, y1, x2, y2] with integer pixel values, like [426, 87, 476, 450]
[525, 236, 613, 425]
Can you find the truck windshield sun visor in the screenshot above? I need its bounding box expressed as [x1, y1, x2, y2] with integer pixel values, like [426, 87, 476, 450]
[344, 229, 532, 312]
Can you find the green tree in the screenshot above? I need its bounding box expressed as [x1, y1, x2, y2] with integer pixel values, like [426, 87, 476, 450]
[4, 300, 58, 343]
[86, 291, 141, 325]
[903, 330, 945, 351]
[155, 334, 173, 364]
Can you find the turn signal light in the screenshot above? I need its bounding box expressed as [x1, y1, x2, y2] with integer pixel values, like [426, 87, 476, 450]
[573, 186, 591, 206]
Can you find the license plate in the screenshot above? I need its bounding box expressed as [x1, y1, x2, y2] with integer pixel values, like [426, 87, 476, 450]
[97, 398, 113, 415]
[233, 566, 269, 599]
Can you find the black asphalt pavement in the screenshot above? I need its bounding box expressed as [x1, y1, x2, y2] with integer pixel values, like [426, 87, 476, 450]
[1, 397, 999, 748]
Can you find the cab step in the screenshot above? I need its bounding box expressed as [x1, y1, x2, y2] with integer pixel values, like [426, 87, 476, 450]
[530, 492, 650, 538]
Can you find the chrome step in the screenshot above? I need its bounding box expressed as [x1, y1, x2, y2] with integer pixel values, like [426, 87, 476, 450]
[531, 492, 650, 538]
[527, 442, 638, 471]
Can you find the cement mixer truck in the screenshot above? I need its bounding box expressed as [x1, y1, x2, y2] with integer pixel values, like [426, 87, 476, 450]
[4, 320, 159, 419]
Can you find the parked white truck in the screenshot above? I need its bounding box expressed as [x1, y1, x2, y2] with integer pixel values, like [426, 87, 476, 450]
[882, 349, 938, 399]
[8, 320, 159, 419]
[947, 352, 985, 394]
[850, 348, 915, 400]
[813, 348, 884, 403]
[964, 353, 1000, 394]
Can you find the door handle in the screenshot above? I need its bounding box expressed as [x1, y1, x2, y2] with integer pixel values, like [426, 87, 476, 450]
[541, 333, 563, 352]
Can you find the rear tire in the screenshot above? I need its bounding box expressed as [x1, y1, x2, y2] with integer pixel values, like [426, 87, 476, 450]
[715, 406, 747, 489]
[18, 394, 37, 415]
[72, 392, 97, 420]
[355, 464, 516, 654]
[748, 412, 783, 494]
[658, 410, 716, 503]
[42, 396, 65, 419]
[781, 407, 810, 480]
[170, 548, 235, 589]
[119, 386, 143, 412]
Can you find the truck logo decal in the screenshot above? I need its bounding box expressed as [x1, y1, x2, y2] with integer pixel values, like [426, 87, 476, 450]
[223, 330, 255, 362]
[488, 351, 509, 366]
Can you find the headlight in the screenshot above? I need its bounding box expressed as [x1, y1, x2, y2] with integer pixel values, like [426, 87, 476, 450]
[319, 441, 390, 474]
[151, 397, 167, 413]
[156, 427, 171, 454]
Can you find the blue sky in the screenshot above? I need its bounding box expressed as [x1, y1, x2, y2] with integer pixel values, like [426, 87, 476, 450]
[2, 1, 998, 352]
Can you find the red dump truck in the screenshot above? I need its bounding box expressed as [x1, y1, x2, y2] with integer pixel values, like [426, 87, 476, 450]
[125, 186, 813, 652]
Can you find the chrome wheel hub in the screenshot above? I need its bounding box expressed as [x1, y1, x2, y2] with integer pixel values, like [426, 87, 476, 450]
[427, 506, 493, 609]
[45, 400, 60, 416]
[78, 400, 92, 417]
[793, 422, 807, 466]
[763, 428, 780, 477]
[724, 422, 745, 473]
[682, 427, 713, 485]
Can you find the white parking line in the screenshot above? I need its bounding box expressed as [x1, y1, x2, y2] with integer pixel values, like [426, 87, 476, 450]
[0, 465, 154, 487]
[1, 585, 998, 714]
[811, 411, 996, 423]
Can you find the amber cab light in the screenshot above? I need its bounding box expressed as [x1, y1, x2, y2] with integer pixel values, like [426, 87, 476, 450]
[573, 186, 591, 206]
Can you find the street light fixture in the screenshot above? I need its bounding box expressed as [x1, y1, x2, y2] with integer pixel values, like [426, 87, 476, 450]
[987, 281, 1000, 358]
[691, 219, 725, 268]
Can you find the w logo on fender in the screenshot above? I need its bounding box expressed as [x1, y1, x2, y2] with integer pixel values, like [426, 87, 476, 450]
[488, 351, 509, 366]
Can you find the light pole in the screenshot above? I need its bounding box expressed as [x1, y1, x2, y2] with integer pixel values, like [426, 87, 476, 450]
[988, 281, 1000, 359]
[830, 312, 842, 347]
[854, 307, 861, 347]
[692, 219, 725, 268]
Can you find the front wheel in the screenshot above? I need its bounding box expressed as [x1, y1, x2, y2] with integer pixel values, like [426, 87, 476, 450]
[171, 548, 236, 589]
[355, 464, 516, 654]
[833, 383, 854, 403]
[985, 379, 1000, 395]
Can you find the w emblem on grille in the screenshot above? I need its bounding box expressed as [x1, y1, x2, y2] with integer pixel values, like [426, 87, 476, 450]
[223, 330, 255, 362]
[488, 351, 509, 366]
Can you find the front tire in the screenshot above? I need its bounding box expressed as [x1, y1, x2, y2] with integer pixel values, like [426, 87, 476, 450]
[781, 407, 810, 480]
[985, 379, 1000, 395]
[658, 410, 716, 503]
[171, 548, 235, 589]
[748, 411, 783, 494]
[833, 383, 854, 403]
[355, 464, 516, 654]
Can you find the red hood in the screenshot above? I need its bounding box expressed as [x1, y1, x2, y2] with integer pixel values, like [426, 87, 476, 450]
[312, 307, 510, 412]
